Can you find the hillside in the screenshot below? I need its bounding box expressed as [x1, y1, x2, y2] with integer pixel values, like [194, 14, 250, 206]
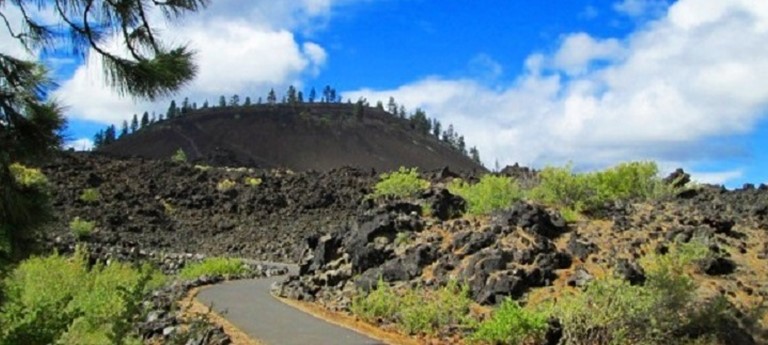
[98, 103, 485, 172]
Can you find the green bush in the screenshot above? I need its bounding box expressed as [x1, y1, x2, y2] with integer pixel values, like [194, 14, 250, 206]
[171, 148, 187, 163]
[529, 161, 672, 214]
[178, 257, 248, 280]
[371, 167, 430, 199]
[350, 279, 400, 323]
[448, 175, 523, 215]
[552, 240, 733, 345]
[351, 280, 474, 335]
[245, 177, 262, 187]
[399, 281, 474, 335]
[79, 188, 100, 203]
[69, 217, 95, 239]
[470, 298, 550, 345]
[0, 248, 162, 345]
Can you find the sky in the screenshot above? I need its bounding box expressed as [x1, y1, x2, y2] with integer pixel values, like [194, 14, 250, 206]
[2, 0, 768, 187]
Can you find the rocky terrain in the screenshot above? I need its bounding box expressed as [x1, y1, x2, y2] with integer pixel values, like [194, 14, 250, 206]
[40, 153, 768, 344]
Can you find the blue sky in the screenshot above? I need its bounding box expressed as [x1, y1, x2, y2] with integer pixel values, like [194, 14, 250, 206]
[4, 0, 767, 187]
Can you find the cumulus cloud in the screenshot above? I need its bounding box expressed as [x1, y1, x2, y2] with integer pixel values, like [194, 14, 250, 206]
[345, 0, 768, 184]
[53, 1, 346, 125]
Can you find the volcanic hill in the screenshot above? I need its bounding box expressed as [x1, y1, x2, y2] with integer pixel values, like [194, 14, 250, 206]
[98, 103, 485, 172]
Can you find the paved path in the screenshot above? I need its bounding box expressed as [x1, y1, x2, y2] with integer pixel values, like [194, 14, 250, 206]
[196, 265, 385, 345]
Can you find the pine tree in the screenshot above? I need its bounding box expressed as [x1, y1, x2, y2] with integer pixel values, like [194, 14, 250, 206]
[218, 95, 226, 107]
[130, 114, 139, 133]
[181, 97, 191, 114]
[309, 87, 317, 103]
[409, 108, 431, 135]
[387, 97, 397, 115]
[267, 89, 277, 105]
[120, 120, 129, 138]
[298, 91, 304, 103]
[457, 135, 467, 155]
[104, 125, 117, 145]
[93, 130, 105, 148]
[244, 97, 252, 106]
[323, 85, 332, 103]
[432, 119, 442, 137]
[141, 112, 150, 129]
[286, 86, 298, 104]
[167, 100, 178, 119]
[375, 101, 384, 110]
[398, 105, 407, 119]
[202, 100, 209, 109]
[354, 98, 366, 120]
[469, 146, 481, 164]
[229, 94, 240, 106]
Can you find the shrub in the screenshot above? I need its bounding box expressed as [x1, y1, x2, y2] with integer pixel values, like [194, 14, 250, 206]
[399, 281, 474, 335]
[245, 177, 262, 187]
[448, 175, 523, 215]
[178, 257, 248, 280]
[351, 280, 474, 335]
[350, 279, 400, 323]
[171, 148, 187, 163]
[471, 299, 550, 344]
[371, 167, 430, 199]
[552, 240, 733, 345]
[79, 188, 100, 203]
[0, 248, 161, 344]
[69, 217, 95, 239]
[529, 161, 672, 214]
[216, 179, 236, 192]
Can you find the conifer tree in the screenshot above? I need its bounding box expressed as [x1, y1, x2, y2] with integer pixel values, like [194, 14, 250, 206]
[141, 112, 150, 128]
[287, 86, 298, 104]
[130, 114, 139, 133]
[469, 146, 481, 164]
[218, 95, 226, 107]
[167, 100, 178, 119]
[387, 97, 398, 114]
[244, 97, 252, 106]
[309, 87, 317, 103]
[267, 89, 277, 105]
[120, 120, 129, 138]
[432, 119, 442, 137]
[229, 94, 240, 106]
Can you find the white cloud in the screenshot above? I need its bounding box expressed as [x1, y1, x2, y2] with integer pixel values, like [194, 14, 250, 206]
[54, 1, 338, 125]
[551, 33, 624, 76]
[64, 138, 94, 151]
[690, 169, 744, 185]
[345, 0, 768, 180]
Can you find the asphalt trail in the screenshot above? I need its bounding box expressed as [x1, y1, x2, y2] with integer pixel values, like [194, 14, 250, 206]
[196, 266, 386, 345]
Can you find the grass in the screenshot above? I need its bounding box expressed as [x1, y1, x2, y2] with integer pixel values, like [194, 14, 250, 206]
[69, 217, 95, 239]
[371, 167, 430, 199]
[448, 175, 523, 215]
[177, 257, 248, 280]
